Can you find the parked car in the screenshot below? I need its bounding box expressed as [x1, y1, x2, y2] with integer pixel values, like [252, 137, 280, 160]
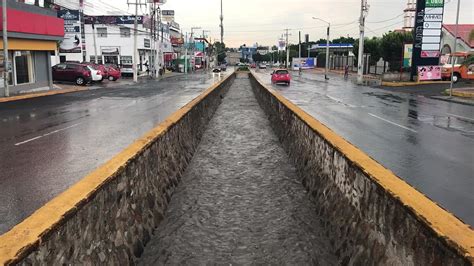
[259, 63, 267, 69]
[82, 62, 108, 80]
[86, 65, 103, 82]
[52, 63, 92, 86]
[105, 65, 121, 81]
[250, 63, 257, 68]
[220, 64, 227, 71]
[271, 69, 291, 85]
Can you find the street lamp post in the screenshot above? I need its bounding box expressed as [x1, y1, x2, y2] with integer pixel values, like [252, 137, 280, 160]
[449, 0, 461, 97]
[190, 26, 201, 73]
[313, 17, 330, 80]
[3, 0, 9, 96]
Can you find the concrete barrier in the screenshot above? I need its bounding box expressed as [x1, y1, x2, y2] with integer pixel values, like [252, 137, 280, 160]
[249, 72, 474, 265]
[0, 73, 235, 265]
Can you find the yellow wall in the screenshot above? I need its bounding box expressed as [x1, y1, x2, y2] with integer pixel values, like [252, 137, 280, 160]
[0, 38, 56, 51]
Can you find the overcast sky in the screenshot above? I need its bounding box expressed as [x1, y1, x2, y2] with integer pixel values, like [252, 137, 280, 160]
[87, 0, 473, 48]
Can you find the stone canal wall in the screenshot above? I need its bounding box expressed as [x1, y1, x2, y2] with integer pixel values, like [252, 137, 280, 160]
[249, 72, 474, 265]
[0, 73, 235, 265]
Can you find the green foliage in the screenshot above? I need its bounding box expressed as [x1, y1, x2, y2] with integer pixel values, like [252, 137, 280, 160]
[380, 31, 413, 71]
[214, 42, 227, 64]
[353, 37, 382, 65]
[470, 29, 474, 42]
[332, 36, 356, 44]
[462, 55, 474, 66]
[238, 66, 249, 71]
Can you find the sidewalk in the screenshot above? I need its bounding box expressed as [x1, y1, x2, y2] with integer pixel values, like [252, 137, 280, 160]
[448, 87, 474, 98]
[0, 72, 183, 103]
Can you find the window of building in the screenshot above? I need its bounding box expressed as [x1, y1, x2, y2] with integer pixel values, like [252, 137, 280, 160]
[120, 56, 133, 66]
[97, 27, 108, 38]
[14, 51, 34, 85]
[89, 56, 103, 64]
[144, 38, 151, 48]
[120, 27, 131, 38]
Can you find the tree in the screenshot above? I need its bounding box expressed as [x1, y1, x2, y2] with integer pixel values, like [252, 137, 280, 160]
[332, 36, 356, 44]
[353, 37, 382, 66]
[380, 31, 413, 71]
[214, 42, 227, 64]
[470, 29, 474, 42]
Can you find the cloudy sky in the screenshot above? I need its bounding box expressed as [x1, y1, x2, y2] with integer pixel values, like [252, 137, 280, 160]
[84, 0, 473, 48]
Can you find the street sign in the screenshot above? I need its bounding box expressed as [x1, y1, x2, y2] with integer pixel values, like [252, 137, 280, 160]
[411, 0, 445, 79]
[421, 51, 440, 58]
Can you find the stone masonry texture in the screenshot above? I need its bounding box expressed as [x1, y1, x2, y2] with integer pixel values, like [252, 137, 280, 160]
[249, 73, 471, 265]
[139, 74, 337, 265]
[12, 75, 235, 265]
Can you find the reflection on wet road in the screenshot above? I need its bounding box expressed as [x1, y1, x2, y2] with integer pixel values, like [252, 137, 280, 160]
[253, 70, 474, 226]
[0, 73, 226, 234]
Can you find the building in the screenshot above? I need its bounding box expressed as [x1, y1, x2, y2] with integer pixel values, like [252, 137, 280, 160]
[0, 0, 64, 96]
[440, 24, 474, 54]
[240, 44, 257, 62]
[226, 51, 240, 65]
[403, 0, 416, 31]
[83, 15, 163, 76]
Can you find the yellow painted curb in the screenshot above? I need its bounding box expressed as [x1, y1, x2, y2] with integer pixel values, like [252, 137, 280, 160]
[452, 91, 474, 98]
[251, 72, 474, 263]
[0, 73, 234, 265]
[0, 87, 92, 103]
[382, 81, 451, 87]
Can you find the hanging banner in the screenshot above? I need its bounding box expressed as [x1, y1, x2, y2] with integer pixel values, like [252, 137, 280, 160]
[403, 44, 413, 67]
[58, 10, 82, 53]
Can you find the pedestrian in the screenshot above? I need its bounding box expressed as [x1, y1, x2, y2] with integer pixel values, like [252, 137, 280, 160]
[299, 65, 302, 76]
[344, 64, 349, 79]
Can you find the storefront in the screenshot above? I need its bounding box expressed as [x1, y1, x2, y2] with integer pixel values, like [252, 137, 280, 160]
[0, 1, 64, 96]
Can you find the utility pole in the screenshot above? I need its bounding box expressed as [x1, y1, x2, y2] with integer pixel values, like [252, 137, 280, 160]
[357, 0, 369, 85]
[219, 0, 224, 44]
[127, 0, 144, 83]
[92, 18, 98, 64]
[449, 0, 461, 97]
[298, 31, 301, 58]
[312, 17, 330, 80]
[184, 32, 188, 74]
[2, 0, 9, 97]
[284, 29, 291, 69]
[132, 0, 139, 82]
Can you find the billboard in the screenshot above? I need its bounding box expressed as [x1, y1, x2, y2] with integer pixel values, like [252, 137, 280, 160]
[292, 58, 316, 70]
[418, 65, 441, 80]
[403, 44, 413, 67]
[84, 15, 143, 25]
[411, 0, 445, 78]
[278, 38, 286, 51]
[58, 10, 81, 53]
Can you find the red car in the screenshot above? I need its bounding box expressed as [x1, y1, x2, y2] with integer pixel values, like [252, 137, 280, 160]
[82, 62, 108, 81]
[250, 63, 256, 68]
[105, 65, 121, 81]
[271, 69, 291, 85]
[52, 63, 92, 86]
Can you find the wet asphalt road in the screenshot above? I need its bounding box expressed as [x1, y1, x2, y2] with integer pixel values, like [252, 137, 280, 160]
[0, 73, 227, 234]
[254, 70, 474, 226]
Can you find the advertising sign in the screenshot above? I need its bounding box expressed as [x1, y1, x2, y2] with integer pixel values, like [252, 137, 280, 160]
[161, 10, 175, 22]
[85, 15, 143, 25]
[278, 38, 286, 51]
[403, 44, 413, 67]
[292, 58, 316, 70]
[171, 37, 184, 45]
[58, 10, 82, 53]
[418, 65, 441, 80]
[411, 0, 444, 78]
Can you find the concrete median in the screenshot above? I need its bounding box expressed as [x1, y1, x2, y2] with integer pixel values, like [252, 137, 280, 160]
[0, 73, 235, 265]
[249, 72, 473, 265]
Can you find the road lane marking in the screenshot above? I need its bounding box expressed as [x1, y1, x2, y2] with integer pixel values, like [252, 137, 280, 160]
[368, 113, 418, 133]
[15, 123, 81, 146]
[447, 113, 474, 122]
[326, 95, 357, 108]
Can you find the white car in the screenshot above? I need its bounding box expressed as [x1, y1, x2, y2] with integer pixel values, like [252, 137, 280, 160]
[87, 66, 103, 82]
